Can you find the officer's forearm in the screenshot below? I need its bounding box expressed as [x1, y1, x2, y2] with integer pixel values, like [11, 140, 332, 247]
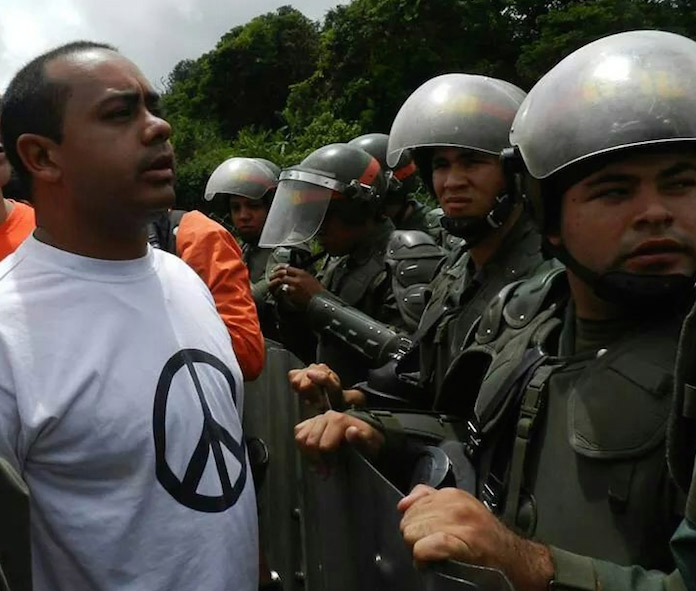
[306, 291, 412, 366]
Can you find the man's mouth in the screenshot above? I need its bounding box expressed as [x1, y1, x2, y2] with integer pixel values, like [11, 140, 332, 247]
[140, 153, 175, 182]
[629, 239, 686, 258]
[444, 195, 473, 204]
[623, 238, 687, 270]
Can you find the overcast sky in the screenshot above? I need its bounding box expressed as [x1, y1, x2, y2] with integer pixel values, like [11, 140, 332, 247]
[0, 0, 343, 91]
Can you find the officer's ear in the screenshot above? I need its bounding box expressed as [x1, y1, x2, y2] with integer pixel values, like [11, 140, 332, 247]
[546, 232, 562, 247]
[15, 134, 62, 184]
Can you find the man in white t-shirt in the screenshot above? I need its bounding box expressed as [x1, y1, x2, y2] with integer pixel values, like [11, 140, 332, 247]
[0, 41, 258, 591]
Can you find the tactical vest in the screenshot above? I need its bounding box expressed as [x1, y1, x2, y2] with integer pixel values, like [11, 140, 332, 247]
[442, 267, 687, 572]
[669, 300, 696, 591]
[669, 300, 696, 517]
[415, 214, 550, 405]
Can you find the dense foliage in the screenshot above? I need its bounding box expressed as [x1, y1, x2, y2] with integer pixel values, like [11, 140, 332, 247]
[163, 0, 696, 210]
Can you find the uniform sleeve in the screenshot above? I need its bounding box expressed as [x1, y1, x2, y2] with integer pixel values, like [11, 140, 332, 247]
[176, 211, 266, 381]
[549, 547, 688, 591]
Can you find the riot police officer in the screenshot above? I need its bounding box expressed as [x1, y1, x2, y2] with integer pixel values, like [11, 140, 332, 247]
[204, 156, 279, 303]
[395, 30, 696, 591]
[348, 133, 433, 234]
[290, 74, 550, 421]
[262, 143, 444, 385]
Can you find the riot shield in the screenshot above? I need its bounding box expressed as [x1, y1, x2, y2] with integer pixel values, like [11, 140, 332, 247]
[301, 444, 515, 591]
[243, 339, 308, 591]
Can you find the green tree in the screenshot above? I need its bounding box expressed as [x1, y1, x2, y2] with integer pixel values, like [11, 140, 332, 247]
[285, 0, 524, 132]
[164, 6, 320, 140]
[517, 0, 694, 84]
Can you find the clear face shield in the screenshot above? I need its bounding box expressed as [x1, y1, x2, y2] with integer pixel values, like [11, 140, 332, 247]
[258, 170, 348, 247]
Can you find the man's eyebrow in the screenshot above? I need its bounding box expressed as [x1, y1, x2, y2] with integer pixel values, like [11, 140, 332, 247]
[585, 162, 696, 187]
[584, 173, 635, 187]
[657, 162, 696, 179]
[97, 90, 161, 108]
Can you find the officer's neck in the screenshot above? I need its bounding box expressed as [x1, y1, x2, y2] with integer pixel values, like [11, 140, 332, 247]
[468, 204, 522, 271]
[567, 270, 623, 321]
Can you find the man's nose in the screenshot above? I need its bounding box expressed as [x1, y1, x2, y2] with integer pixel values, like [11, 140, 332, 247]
[633, 188, 674, 229]
[444, 167, 469, 189]
[143, 111, 172, 145]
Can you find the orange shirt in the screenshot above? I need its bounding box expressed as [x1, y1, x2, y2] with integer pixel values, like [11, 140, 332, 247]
[176, 210, 265, 380]
[0, 200, 35, 261]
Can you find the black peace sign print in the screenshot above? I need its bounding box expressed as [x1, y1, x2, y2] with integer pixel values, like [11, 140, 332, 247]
[153, 349, 247, 512]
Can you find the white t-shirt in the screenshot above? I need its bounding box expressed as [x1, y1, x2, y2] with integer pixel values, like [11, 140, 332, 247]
[0, 236, 258, 591]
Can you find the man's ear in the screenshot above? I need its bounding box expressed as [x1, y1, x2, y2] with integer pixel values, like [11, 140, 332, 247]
[15, 134, 62, 183]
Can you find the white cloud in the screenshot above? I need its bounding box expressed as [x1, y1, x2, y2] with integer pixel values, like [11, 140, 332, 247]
[0, 0, 343, 91]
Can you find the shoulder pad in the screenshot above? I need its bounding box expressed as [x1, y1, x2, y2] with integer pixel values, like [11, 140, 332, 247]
[386, 230, 443, 260]
[424, 207, 444, 230]
[386, 231, 447, 331]
[503, 264, 566, 330]
[475, 263, 565, 344]
[476, 280, 525, 345]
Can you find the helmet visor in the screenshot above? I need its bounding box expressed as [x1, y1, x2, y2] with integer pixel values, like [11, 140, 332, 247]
[259, 170, 345, 246]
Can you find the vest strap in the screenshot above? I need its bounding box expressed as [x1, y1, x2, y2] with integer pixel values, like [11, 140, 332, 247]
[503, 364, 555, 526]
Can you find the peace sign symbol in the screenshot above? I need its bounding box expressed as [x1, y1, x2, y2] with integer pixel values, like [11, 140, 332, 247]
[153, 349, 247, 513]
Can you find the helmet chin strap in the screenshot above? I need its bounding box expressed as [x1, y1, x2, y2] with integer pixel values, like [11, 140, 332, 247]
[546, 240, 695, 310]
[440, 191, 514, 249]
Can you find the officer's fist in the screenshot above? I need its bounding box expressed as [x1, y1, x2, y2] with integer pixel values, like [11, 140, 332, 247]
[269, 266, 323, 308]
[398, 485, 553, 591]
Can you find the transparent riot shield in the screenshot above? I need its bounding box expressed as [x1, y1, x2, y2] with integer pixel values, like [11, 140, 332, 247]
[244, 339, 514, 591]
[301, 443, 515, 591]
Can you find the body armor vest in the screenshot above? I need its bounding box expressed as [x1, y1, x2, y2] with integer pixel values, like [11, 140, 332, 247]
[442, 267, 688, 572]
[416, 214, 550, 404]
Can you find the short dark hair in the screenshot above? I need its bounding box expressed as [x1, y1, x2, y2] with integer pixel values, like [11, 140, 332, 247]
[0, 41, 117, 186]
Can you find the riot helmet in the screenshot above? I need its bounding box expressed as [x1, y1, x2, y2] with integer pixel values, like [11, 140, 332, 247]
[509, 30, 696, 305]
[259, 143, 386, 247]
[348, 133, 418, 199]
[387, 74, 526, 246]
[253, 158, 282, 179]
[203, 157, 279, 203]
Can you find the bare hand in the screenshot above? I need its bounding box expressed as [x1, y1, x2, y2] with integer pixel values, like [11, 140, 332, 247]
[294, 410, 385, 462]
[398, 485, 554, 590]
[269, 266, 324, 308]
[288, 363, 344, 412]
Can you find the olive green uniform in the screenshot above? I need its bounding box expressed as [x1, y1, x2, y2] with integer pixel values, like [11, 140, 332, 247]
[442, 268, 691, 591]
[669, 301, 696, 591]
[241, 242, 273, 304]
[368, 213, 550, 408]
